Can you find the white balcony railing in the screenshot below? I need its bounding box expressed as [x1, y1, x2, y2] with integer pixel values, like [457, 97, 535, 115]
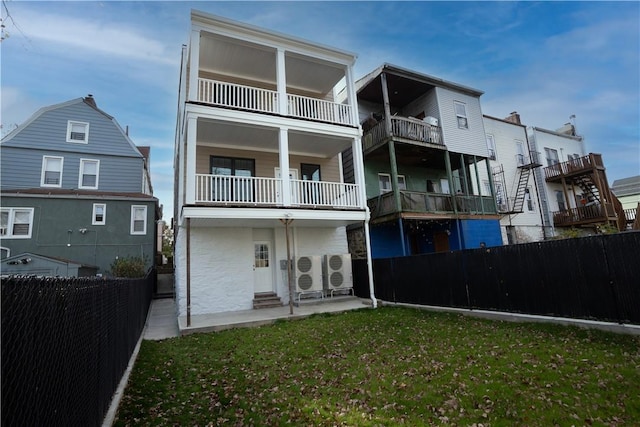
[198, 78, 278, 114]
[291, 179, 360, 208]
[195, 174, 361, 209]
[287, 94, 355, 126]
[196, 78, 355, 126]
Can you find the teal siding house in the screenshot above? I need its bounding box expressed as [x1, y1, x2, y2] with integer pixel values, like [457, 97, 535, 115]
[348, 64, 502, 258]
[1, 96, 158, 276]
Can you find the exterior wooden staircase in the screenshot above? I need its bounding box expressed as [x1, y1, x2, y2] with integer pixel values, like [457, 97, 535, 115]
[252, 292, 283, 309]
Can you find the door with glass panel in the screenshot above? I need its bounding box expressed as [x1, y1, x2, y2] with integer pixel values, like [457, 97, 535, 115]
[253, 241, 273, 293]
[210, 156, 255, 202]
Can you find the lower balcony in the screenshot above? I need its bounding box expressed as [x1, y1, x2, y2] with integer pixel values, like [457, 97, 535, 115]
[195, 174, 361, 209]
[552, 203, 617, 227]
[368, 191, 497, 220]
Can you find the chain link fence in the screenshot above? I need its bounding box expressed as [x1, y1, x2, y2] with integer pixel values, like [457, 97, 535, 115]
[1, 270, 154, 426]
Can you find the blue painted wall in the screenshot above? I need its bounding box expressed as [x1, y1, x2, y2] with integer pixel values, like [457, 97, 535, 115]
[459, 219, 502, 249]
[369, 221, 406, 258]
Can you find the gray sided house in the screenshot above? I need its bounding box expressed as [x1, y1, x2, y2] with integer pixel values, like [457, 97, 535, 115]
[1, 96, 158, 276]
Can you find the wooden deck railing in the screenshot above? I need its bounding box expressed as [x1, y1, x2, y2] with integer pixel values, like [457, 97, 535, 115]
[551, 203, 615, 227]
[368, 190, 497, 218]
[363, 116, 444, 150]
[544, 153, 604, 180]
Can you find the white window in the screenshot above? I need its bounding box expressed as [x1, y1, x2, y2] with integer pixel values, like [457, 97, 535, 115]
[482, 180, 491, 197]
[130, 205, 147, 235]
[378, 173, 406, 193]
[79, 159, 100, 189]
[41, 156, 63, 187]
[0, 208, 34, 239]
[66, 121, 89, 143]
[515, 140, 525, 165]
[545, 148, 559, 166]
[525, 188, 534, 211]
[92, 203, 106, 225]
[454, 101, 468, 129]
[486, 134, 496, 160]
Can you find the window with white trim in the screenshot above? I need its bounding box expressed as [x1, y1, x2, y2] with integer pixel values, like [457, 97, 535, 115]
[545, 148, 559, 166]
[454, 101, 468, 129]
[525, 188, 534, 211]
[79, 159, 100, 189]
[130, 205, 147, 235]
[41, 156, 63, 187]
[485, 134, 496, 160]
[0, 208, 34, 238]
[67, 121, 89, 143]
[92, 203, 106, 225]
[378, 173, 406, 193]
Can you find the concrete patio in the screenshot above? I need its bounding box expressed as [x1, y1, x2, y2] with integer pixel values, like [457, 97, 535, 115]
[143, 295, 372, 340]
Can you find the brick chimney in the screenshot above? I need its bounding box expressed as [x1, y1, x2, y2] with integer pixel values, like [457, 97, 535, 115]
[84, 94, 97, 108]
[504, 111, 521, 125]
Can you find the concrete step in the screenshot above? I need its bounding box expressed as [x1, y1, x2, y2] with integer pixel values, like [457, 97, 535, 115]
[253, 293, 283, 309]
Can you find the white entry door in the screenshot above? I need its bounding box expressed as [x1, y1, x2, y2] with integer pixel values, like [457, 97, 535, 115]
[274, 168, 299, 204]
[253, 241, 273, 293]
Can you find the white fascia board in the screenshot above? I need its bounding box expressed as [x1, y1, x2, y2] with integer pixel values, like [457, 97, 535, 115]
[190, 11, 356, 66]
[181, 206, 367, 227]
[184, 105, 360, 139]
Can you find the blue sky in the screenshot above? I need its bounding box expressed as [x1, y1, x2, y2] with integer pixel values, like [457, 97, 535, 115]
[2, 1, 638, 221]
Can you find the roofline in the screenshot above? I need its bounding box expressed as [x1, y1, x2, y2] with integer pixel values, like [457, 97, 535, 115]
[483, 114, 526, 128]
[529, 126, 583, 141]
[1, 98, 84, 143]
[356, 63, 484, 97]
[1, 190, 157, 202]
[191, 9, 357, 65]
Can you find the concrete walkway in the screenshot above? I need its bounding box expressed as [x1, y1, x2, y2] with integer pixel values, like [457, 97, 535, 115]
[143, 296, 372, 339]
[144, 298, 180, 340]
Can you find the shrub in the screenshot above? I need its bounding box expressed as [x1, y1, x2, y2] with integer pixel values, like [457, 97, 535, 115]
[110, 256, 147, 278]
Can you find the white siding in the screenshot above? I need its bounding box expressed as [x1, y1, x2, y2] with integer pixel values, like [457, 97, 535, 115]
[436, 87, 487, 157]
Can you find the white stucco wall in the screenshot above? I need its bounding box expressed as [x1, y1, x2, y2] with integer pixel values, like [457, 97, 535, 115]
[175, 224, 350, 316]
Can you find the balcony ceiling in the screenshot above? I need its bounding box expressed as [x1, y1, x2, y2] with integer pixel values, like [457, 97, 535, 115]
[197, 119, 351, 158]
[200, 33, 345, 96]
[357, 73, 434, 108]
[366, 143, 467, 170]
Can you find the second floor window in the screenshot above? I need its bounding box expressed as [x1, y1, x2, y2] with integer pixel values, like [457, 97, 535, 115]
[67, 121, 89, 143]
[485, 134, 496, 160]
[454, 101, 468, 129]
[1, 207, 34, 239]
[378, 173, 406, 193]
[130, 205, 147, 235]
[525, 188, 534, 211]
[79, 159, 100, 189]
[92, 203, 106, 225]
[545, 148, 559, 166]
[41, 156, 63, 187]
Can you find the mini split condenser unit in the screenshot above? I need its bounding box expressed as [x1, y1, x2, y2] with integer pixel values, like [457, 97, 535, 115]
[295, 255, 322, 293]
[323, 254, 353, 291]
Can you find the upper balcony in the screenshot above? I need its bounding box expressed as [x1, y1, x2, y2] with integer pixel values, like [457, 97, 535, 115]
[544, 153, 604, 182]
[184, 13, 359, 128]
[363, 115, 444, 153]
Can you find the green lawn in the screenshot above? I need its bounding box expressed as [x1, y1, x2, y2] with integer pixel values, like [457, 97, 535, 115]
[115, 307, 640, 426]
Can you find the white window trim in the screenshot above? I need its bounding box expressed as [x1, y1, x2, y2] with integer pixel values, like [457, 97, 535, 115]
[40, 156, 64, 188]
[454, 101, 469, 129]
[130, 205, 147, 235]
[92, 203, 106, 225]
[1, 207, 35, 239]
[486, 134, 497, 160]
[378, 173, 406, 193]
[79, 158, 100, 190]
[66, 120, 89, 143]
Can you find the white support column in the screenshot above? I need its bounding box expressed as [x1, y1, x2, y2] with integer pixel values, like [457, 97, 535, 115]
[188, 29, 201, 103]
[185, 116, 197, 205]
[276, 48, 287, 115]
[352, 137, 367, 208]
[364, 219, 377, 309]
[345, 65, 358, 126]
[279, 127, 291, 206]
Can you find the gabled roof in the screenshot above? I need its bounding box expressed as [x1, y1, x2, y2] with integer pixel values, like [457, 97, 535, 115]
[0, 96, 143, 158]
[611, 175, 640, 197]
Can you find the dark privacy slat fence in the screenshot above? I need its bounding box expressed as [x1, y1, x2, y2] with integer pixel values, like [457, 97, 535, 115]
[353, 232, 640, 324]
[1, 271, 155, 427]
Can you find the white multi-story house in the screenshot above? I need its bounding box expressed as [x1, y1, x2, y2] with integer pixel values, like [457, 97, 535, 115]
[482, 113, 545, 244]
[174, 11, 373, 321]
[479, 112, 625, 242]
